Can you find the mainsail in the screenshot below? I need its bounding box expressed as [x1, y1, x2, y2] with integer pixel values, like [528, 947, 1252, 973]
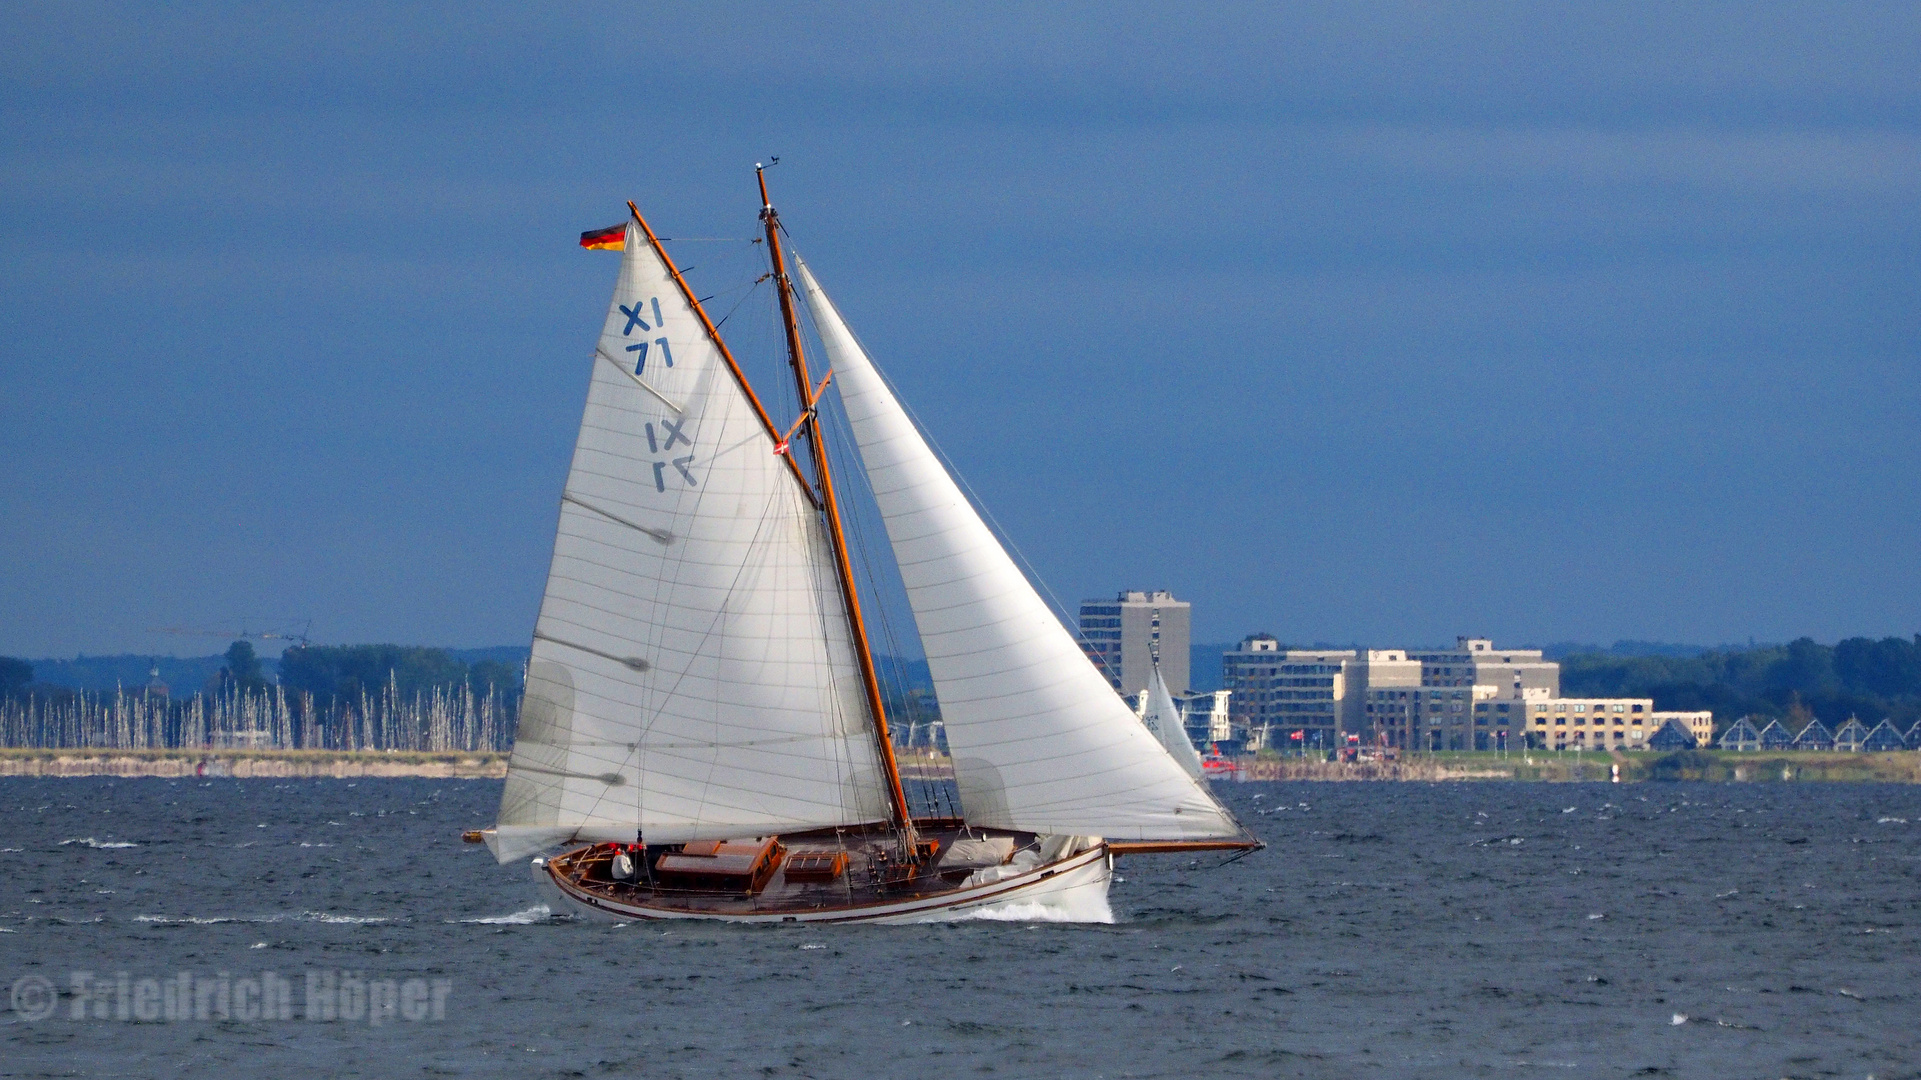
[490, 223, 889, 863]
[1140, 665, 1206, 781]
[795, 257, 1240, 841]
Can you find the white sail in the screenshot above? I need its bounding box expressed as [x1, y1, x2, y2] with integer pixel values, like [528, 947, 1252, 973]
[490, 224, 889, 863]
[795, 257, 1239, 841]
[1141, 666, 1206, 780]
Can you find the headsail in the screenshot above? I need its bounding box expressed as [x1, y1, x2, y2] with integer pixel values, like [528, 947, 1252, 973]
[1140, 666, 1206, 781]
[490, 222, 890, 863]
[795, 257, 1240, 841]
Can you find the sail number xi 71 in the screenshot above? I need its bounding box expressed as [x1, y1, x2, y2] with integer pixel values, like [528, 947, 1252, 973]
[621, 296, 673, 375]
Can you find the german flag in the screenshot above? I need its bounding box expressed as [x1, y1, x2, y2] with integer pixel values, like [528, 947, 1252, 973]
[579, 223, 626, 251]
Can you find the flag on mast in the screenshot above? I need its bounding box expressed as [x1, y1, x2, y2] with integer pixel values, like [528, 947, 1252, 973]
[579, 224, 626, 251]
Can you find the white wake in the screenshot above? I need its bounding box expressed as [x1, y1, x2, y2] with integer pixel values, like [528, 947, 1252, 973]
[957, 892, 1115, 924]
[456, 904, 554, 925]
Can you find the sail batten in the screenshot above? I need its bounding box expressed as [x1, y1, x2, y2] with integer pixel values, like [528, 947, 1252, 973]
[490, 223, 889, 864]
[795, 257, 1240, 842]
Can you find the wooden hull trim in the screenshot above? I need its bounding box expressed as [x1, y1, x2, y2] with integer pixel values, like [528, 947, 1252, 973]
[1105, 839, 1264, 856]
[536, 843, 1113, 925]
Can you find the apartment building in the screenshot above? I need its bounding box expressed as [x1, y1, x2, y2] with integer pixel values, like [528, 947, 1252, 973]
[1078, 590, 1191, 697]
[1222, 636, 1355, 749]
[1520, 696, 1714, 751]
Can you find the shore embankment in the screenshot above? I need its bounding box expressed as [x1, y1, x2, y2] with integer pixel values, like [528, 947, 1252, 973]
[1234, 750, 1921, 783]
[0, 748, 507, 779]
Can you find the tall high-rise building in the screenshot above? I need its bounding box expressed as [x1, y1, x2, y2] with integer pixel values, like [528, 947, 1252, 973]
[1078, 590, 1190, 697]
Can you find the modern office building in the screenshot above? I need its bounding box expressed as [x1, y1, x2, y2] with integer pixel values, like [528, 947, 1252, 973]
[1355, 649, 1423, 747]
[1222, 636, 1356, 750]
[1078, 590, 1191, 697]
[1218, 635, 1710, 753]
[1407, 637, 1559, 695]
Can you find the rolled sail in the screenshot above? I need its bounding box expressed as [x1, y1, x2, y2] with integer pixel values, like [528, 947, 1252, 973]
[795, 257, 1239, 842]
[490, 224, 890, 863]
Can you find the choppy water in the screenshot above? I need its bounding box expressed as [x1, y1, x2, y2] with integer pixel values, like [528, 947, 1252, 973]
[2, 777, 1917, 1078]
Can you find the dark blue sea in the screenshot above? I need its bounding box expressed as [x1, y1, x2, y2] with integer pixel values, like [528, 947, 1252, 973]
[3, 777, 1917, 1078]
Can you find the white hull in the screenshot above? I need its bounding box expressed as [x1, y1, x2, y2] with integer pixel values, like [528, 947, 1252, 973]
[535, 844, 1114, 925]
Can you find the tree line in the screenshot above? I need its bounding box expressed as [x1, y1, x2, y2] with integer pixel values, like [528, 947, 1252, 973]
[1561, 635, 1921, 730]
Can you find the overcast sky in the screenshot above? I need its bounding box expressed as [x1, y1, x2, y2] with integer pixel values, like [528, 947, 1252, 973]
[2, 3, 1916, 656]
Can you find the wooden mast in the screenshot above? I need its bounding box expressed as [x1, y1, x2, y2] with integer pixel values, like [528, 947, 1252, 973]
[756, 166, 919, 851]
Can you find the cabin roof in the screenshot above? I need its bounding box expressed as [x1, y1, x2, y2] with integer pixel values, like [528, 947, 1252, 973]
[1792, 720, 1835, 747]
[1647, 719, 1697, 750]
[1861, 719, 1905, 751]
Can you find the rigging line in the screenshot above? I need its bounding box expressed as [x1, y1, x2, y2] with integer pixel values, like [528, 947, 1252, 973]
[798, 502, 869, 825]
[777, 291, 874, 822]
[571, 399, 757, 830]
[791, 299, 944, 805]
[626, 202, 817, 509]
[706, 274, 767, 334]
[757, 190, 912, 843]
[821, 391, 919, 742]
[894, 380, 1085, 641]
[814, 345, 955, 818]
[798, 309, 913, 707]
[636, 428, 818, 829]
[815, 287, 1093, 651]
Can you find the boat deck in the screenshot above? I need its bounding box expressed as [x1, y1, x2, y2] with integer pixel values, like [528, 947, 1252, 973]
[546, 825, 1041, 917]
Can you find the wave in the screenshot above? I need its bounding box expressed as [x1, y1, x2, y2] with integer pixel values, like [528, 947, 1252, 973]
[134, 912, 389, 926]
[302, 912, 389, 925]
[136, 915, 241, 925]
[454, 904, 553, 926]
[61, 838, 139, 849]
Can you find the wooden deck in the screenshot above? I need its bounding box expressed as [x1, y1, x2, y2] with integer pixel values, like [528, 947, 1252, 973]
[546, 825, 1039, 917]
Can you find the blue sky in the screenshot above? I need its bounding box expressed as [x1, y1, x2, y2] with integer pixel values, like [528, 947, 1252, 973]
[2, 3, 1916, 656]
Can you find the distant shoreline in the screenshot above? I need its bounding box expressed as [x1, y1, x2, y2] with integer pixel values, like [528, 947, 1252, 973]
[1233, 749, 1921, 783]
[0, 748, 506, 779]
[2, 748, 1917, 783]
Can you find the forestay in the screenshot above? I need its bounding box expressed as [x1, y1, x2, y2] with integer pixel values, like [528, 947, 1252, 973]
[1141, 666, 1206, 781]
[489, 224, 890, 863]
[795, 257, 1239, 841]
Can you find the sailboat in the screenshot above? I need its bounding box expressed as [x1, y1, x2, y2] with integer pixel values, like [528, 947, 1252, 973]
[1137, 664, 1206, 781]
[469, 170, 1259, 923]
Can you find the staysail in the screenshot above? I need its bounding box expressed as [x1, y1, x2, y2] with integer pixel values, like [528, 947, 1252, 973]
[795, 257, 1240, 841]
[1141, 665, 1206, 781]
[490, 224, 890, 863]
